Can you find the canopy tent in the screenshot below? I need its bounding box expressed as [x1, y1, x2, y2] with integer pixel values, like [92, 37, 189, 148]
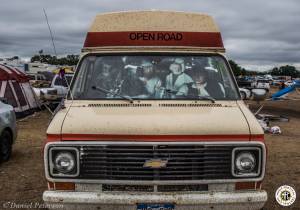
[0, 64, 39, 117]
[52, 66, 74, 74]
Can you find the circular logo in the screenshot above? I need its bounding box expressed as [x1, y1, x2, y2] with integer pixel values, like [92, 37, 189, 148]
[275, 185, 296, 206]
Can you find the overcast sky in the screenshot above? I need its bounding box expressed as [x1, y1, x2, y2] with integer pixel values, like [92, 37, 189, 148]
[0, 0, 299, 71]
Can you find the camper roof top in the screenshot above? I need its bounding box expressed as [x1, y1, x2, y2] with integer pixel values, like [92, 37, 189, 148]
[83, 11, 224, 51]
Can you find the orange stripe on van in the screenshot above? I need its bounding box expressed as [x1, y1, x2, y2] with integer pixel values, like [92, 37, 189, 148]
[83, 31, 224, 48]
[47, 134, 61, 141]
[250, 134, 264, 142]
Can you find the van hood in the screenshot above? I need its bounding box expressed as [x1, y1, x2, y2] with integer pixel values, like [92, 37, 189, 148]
[58, 101, 254, 141]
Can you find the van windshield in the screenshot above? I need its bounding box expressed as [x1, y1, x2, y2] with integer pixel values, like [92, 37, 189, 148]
[71, 54, 239, 100]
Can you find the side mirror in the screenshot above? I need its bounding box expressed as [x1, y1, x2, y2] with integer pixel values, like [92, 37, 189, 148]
[0, 97, 8, 104]
[252, 89, 267, 101]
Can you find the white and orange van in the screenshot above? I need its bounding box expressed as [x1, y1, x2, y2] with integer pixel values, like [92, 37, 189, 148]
[43, 11, 267, 210]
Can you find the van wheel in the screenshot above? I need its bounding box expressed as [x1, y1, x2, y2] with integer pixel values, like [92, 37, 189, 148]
[0, 130, 12, 162]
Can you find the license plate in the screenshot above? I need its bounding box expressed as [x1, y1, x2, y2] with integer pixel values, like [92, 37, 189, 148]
[137, 203, 174, 210]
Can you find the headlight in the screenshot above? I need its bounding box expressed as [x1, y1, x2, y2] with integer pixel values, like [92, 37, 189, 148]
[54, 152, 75, 173]
[48, 147, 79, 177]
[235, 152, 255, 172]
[232, 147, 262, 177]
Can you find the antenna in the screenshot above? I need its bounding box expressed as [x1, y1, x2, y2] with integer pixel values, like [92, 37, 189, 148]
[43, 8, 57, 57]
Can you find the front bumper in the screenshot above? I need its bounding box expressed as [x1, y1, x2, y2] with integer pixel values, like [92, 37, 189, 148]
[43, 190, 267, 210]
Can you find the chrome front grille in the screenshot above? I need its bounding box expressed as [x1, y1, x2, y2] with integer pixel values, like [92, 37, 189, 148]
[101, 184, 208, 192]
[79, 145, 234, 181]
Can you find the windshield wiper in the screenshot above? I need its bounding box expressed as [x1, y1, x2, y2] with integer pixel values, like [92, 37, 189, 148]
[165, 89, 215, 103]
[196, 95, 216, 103]
[91, 86, 134, 103]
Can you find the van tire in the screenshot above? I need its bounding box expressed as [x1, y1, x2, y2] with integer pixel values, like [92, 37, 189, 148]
[0, 130, 13, 162]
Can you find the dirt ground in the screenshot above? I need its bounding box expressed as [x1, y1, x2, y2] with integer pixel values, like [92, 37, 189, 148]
[0, 111, 49, 209]
[0, 89, 299, 210]
[250, 89, 300, 210]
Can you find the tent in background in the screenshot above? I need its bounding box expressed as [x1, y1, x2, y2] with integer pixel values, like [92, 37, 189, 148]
[0, 64, 39, 117]
[52, 66, 74, 74]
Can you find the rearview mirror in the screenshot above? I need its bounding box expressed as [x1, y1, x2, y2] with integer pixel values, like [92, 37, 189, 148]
[252, 89, 267, 101]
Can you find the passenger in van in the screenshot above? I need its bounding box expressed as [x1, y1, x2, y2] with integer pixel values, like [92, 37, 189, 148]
[188, 69, 224, 99]
[93, 60, 117, 93]
[90, 58, 126, 98]
[165, 59, 193, 97]
[120, 63, 148, 97]
[139, 60, 163, 97]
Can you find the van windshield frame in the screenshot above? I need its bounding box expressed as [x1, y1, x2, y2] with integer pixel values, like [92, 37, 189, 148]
[69, 53, 240, 101]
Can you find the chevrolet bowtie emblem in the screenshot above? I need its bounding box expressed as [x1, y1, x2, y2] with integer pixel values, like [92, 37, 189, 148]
[143, 159, 168, 169]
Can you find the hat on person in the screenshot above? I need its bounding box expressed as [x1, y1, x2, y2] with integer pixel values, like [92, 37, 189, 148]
[141, 60, 153, 68]
[174, 58, 185, 71]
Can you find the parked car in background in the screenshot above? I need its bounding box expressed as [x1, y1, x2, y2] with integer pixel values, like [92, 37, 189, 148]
[266, 79, 273, 85]
[0, 99, 17, 162]
[38, 71, 55, 82]
[34, 73, 73, 102]
[27, 73, 47, 81]
[239, 88, 251, 100]
[50, 74, 73, 97]
[27, 73, 50, 88]
[264, 74, 273, 81]
[255, 79, 270, 91]
[236, 78, 255, 90]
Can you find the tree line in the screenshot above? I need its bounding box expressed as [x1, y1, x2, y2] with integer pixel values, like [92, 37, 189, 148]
[229, 60, 300, 78]
[30, 54, 79, 66]
[267, 66, 300, 78]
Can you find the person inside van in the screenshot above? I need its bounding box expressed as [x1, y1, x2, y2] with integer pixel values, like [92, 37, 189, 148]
[120, 62, 148, 97]
[90, 58, 125, 98]
[139, 60, 163, 98]
[188, 69, 224, 99]
[93, 60, 118, 92]
[165, 59, 193, 98]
